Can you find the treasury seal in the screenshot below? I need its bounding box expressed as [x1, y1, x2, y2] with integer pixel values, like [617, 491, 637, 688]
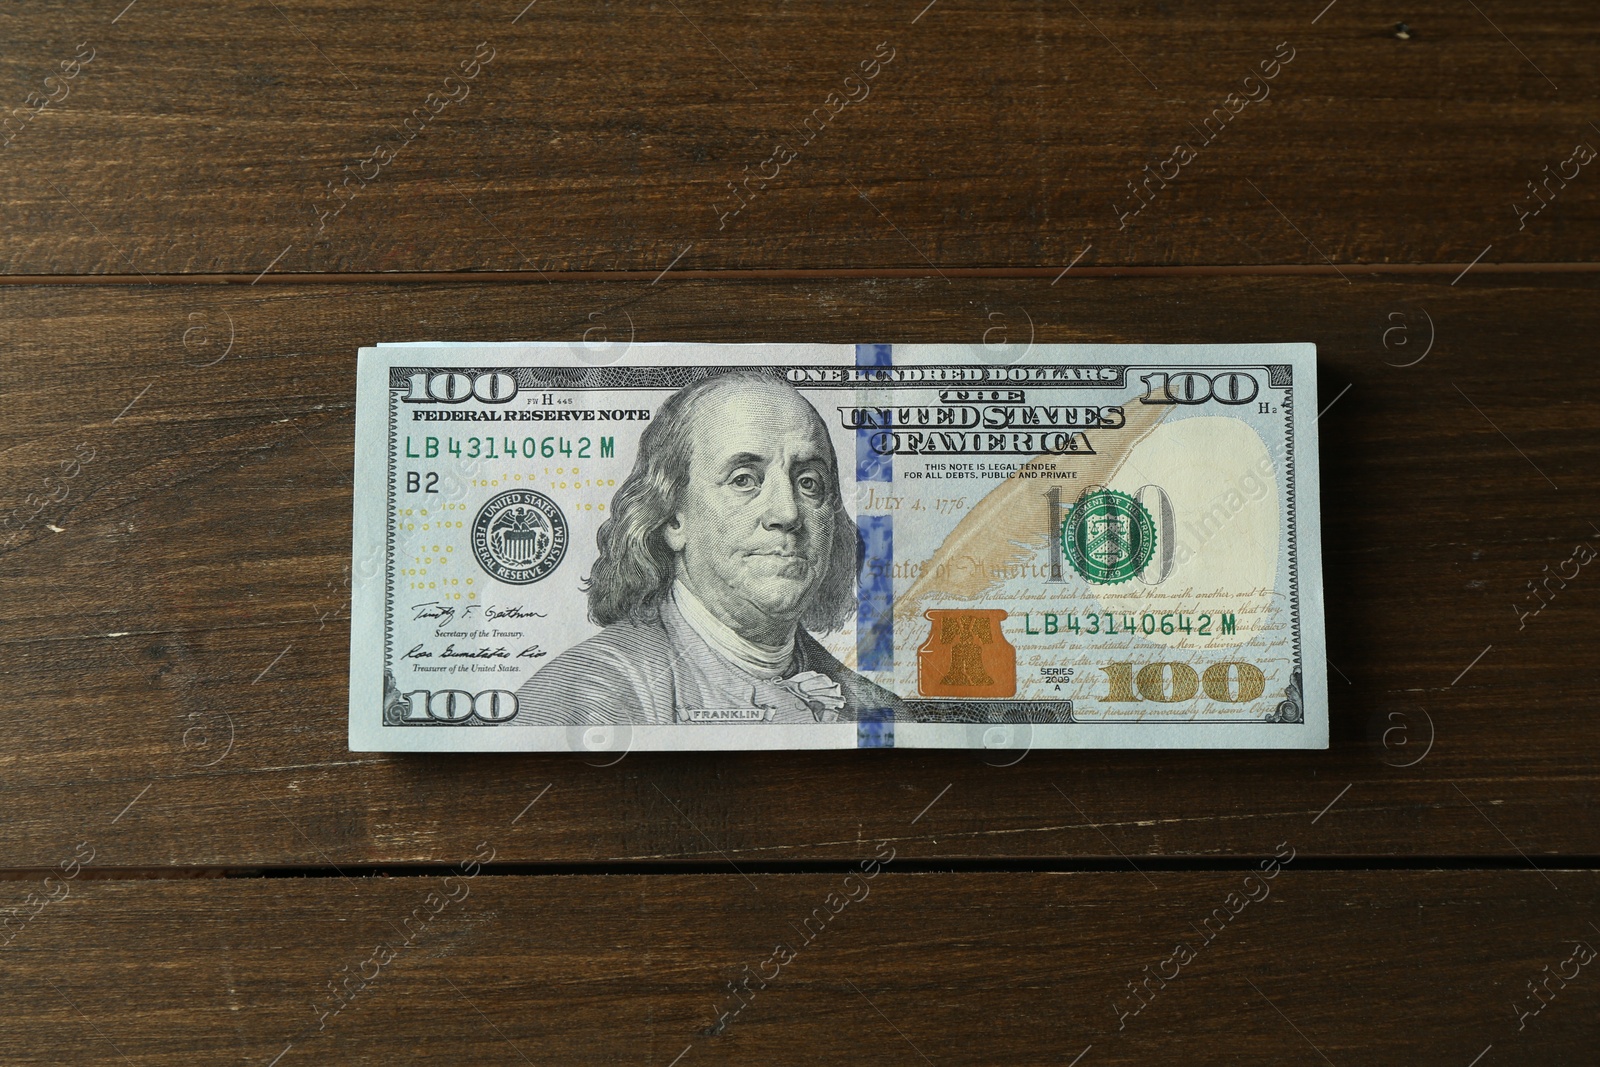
[1061, 489, 1155, 585]
[472, 490, 568, 584]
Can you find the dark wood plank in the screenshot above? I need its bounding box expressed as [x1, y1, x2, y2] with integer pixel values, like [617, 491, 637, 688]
[1, 1, 1596, 274]
[2, 870, 1596, 1063]
[1, 276, 1596, 866]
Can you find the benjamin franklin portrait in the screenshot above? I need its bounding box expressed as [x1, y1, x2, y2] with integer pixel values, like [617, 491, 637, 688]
[513, 369, 903, 725]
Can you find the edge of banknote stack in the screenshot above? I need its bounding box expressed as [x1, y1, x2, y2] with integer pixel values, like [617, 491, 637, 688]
[349, 342, 1328, 752]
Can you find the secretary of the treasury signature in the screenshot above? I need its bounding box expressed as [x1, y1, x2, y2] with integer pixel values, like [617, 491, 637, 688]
[410, 601, 547, 625]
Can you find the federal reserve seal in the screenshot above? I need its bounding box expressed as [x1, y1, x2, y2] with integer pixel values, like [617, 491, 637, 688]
[1062, 489, 1155, 585]
[472, 490, 568, 584]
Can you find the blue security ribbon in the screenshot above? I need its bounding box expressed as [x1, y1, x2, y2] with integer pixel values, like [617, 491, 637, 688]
[854, 343, 894, 748]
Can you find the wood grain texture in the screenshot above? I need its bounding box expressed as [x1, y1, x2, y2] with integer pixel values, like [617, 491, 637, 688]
[1, 276, 1595, 866]
[1, 1, 1596, 274]
[2, 871, 1596, 1064]
[3, 1, 1596, 1056]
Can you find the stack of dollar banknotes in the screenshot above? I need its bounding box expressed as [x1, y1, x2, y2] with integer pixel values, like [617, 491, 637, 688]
[351, 343, 1327, 751]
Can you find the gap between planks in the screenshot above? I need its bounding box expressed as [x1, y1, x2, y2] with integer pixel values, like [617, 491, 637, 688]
[0, 263, 1597, 286]
[2, 856, 1598, 881]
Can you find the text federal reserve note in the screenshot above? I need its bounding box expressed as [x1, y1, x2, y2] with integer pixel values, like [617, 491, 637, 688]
[350, 343, 1327, 752]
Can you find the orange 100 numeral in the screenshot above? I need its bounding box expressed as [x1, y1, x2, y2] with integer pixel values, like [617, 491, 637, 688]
[1101, 661, 1265, 703]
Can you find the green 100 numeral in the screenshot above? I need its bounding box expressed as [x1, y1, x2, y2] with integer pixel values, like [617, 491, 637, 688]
[401, 688, 518, 723]
[1101, 661, 1264, 703]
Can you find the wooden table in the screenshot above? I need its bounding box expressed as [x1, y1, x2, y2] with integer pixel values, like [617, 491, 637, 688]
[3, 2, 1596, 1062]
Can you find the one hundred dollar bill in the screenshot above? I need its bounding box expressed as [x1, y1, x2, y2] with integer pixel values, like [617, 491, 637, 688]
[350, 343, 1327, 751]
